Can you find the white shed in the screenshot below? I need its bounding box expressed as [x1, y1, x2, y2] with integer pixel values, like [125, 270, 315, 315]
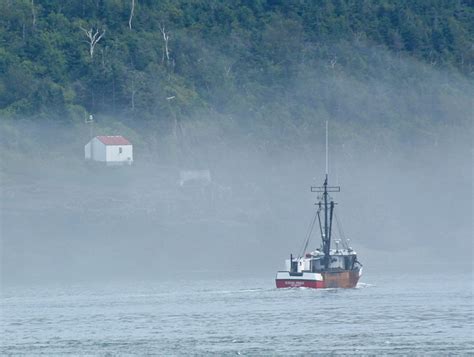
[85, 136, 133, 165]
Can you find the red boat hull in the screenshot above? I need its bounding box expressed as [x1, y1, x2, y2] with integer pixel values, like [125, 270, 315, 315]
[275, 279, 325, 288]
[275, 269, 360, 289]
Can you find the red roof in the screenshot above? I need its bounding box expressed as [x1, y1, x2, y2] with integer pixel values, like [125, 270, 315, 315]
[96, 136, 131, 145]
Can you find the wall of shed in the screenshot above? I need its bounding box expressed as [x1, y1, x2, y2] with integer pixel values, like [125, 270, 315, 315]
[106, 145, 133, 164]
[84, 142, 91, 160]
[85, 138, 107, 162]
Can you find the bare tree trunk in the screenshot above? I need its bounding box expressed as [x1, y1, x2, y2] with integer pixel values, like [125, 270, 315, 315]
[80, 26, 106, 58]
[129, 0, 135, 30]
[166, 97, 178, 142]
[31, 0, 36, 29]
[160, 24, 170, 65]
[130, 73, 140, 116]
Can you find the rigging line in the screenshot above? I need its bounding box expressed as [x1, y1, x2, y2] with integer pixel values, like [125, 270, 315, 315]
[299, 209, 319, 257]
[317, 210, 324, 245]
[334, 211, 349, 249]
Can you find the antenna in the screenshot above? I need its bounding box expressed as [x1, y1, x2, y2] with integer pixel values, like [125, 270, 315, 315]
[325, 121, 328, 177]
[311, 120, 340, 269]
[84, 113, 95, 161]
[85, 113, 94, 141]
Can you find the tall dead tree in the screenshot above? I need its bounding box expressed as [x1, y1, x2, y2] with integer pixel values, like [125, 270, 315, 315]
[166, 95, 185, 150]
[159, 24, 170, 65]
[31, 0, 36, 29]
[129, 0, 135, 30]
[80, 26, 106, 58]
[126, 69, 145, 117]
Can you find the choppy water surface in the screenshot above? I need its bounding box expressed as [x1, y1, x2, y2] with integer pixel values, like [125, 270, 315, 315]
[1, 273, 472, 355]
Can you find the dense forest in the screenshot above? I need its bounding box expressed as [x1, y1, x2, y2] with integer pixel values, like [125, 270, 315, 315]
[0, 0, 473, 156]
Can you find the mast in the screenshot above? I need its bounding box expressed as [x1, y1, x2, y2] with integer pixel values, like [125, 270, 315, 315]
[311, 121, 340, 269]
[324, 175, 328, 261]
[324, 121, 329, 258]
[325, 120, 328, 177]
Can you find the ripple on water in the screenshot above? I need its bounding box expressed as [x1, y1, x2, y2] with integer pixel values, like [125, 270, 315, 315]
[1, 275, 472, 355]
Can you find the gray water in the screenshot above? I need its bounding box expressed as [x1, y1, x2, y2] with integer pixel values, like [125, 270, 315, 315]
[1, 273, 473, 355]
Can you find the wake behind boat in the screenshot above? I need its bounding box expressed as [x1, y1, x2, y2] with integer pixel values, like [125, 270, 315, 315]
[275, 123, 363, 289]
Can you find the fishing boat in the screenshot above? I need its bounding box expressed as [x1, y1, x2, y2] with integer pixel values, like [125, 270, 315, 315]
[275, 123, 362, 289]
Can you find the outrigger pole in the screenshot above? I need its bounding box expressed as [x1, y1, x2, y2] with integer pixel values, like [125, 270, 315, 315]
[311, 121, 340, 269]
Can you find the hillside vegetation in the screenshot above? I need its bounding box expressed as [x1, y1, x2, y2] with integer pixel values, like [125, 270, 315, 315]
[0, 0, 473, 156]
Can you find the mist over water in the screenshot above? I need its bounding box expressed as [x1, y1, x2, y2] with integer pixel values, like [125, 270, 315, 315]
[1, 49, 473, 285]
[0, 122, 471, 284]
